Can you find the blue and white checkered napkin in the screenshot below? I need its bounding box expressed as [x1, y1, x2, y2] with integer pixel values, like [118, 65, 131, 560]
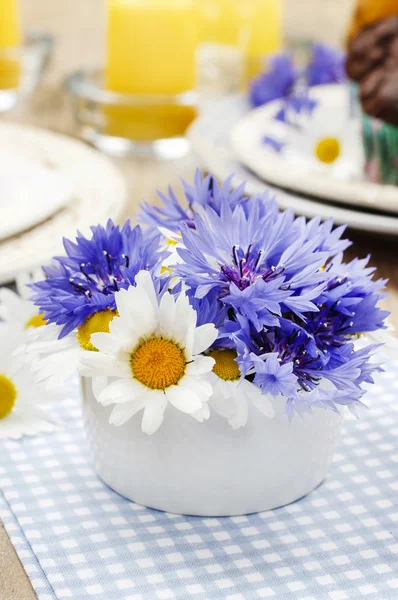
[1, 365, 398, 600]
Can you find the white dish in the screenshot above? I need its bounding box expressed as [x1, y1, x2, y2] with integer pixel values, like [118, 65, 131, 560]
[82, 377, 342, 517]
[0, 151, 74, 241]
[230, 85, 398, 215]
[188, 95, 398, 236]
[0, 123, 127, 285]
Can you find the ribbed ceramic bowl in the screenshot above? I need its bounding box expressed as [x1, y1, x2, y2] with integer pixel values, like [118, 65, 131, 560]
[81, 377, 343, 517]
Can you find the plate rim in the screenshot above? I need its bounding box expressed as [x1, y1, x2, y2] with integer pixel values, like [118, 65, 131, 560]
[187, 95, 398, 236]
[0, 160, 74, 242]
[230, 84, 398, 216]
[0, 122, 127, 285]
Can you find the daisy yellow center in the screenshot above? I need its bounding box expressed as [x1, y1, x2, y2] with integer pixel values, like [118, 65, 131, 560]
[166, 232, 182, 247]
[131, 338, 186, 390]
[0, 374, 17, 419]
[77, 309, 117, 352]
[209, 349, 240, 382]
[24, 313, 46, 329]
[315, 137, 341, 164]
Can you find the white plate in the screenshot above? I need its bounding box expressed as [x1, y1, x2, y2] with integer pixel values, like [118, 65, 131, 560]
[188, 95, 398, 236]
[230, 85, 398, 215]
[0, 123, 127, 285]
[0, 151, 74, 241]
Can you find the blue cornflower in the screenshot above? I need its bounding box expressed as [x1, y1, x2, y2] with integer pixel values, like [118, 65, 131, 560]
[175, 199, 344, 331]
[306, 43, 346, 87]
[250, 44, 344, 111]
[223, 278, 289, 330]
[249, 53, 298, 108]
[30, 220, 165, 338]
[168, 178, 387, 415]
[233, 318, 383, 414]
[307, 253, 389, 351]
[251, 353, 298, 398]
[138, 168, 276, 234]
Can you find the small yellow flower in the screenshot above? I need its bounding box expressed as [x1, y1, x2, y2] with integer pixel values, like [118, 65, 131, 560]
[209, 349, 240, 382]
[25, 313, 46, 329]
[0, 374, 17, 419]
[315, 137, 341, 164]
[208, 350, 275, 430]
[77, 309, 118, 352]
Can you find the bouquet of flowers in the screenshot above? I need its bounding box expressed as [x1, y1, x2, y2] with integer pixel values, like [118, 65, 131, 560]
[25, 171, 388, 436]
[246, 44, 364, 178]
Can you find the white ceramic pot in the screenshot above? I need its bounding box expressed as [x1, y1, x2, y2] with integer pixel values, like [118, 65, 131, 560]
[81, 378, 343, 517]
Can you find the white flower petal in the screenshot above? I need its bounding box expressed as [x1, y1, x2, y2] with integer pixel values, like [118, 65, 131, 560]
[109, 396, 147, 427]
[114, 287, 141, 323]
[0, 410, 58, 440]
[30, 322, 62, 342]
[243, 379, 275, 419]
[134, 270, 159, 312]
[185, 356, 215, 376]
[0, 288, 27, 323]
[159, 291, 176, 338]
[113, 286, 157, 341]
[193, 323, 218, 355]
[92, 376, 108, 400]
[165, 385, 203, 414]
[210, 385, 236, 420]
[141, 391, 167, 435]
[182, 324, 195, 361]
[28, 337, 75, 354]
[32, 348, 81, 384]
[0, 343, 59, 440]
[98, 378, 145, 406]
[228, 394, 249, 430]
[219, 379, 234, 399]
[79, 352, 130, 378]
[191, 402, 210, 422]
[179, 375, 213, 400]
[90, 332, 121, 355]
[170, 292, 196, 346]
[158, 226, 180, 241]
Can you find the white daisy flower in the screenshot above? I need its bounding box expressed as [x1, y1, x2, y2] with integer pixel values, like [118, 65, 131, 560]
[0, 324, 58, 439]
[27, 323, 84, 388]
[0, 269, 46, 333]
[0, 270, 49, 372]
[158, 227, 183, 251]
[27, 308, 117, 390]
[207, 349, 275, 429]
[285, 106, 363, 180]
[158, 226, 184, 278]
[80, 270, 218, 435]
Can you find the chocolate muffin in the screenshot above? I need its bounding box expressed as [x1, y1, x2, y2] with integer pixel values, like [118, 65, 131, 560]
[346, 4, 398, 184]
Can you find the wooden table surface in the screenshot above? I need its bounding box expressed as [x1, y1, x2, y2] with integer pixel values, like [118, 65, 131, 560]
[1, 0, 396, 598]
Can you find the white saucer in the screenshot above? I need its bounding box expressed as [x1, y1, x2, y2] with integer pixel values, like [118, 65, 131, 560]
[230, 85, 398, 215]
[0, 123, 127, 285]
[187, 95, 398, 236]
[0, 151, 74, 241]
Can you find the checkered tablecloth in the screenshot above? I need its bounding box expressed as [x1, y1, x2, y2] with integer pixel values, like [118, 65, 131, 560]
[1, 365, 398, 600]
